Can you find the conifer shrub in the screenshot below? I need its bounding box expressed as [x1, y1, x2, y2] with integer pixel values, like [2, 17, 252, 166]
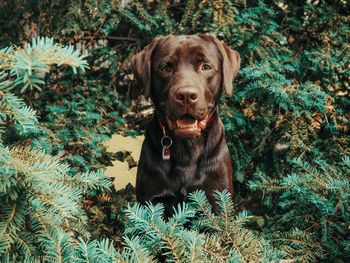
[0, 37, 112, 261]
[72, 190, 284, 262]
[1, 0, 349, 261]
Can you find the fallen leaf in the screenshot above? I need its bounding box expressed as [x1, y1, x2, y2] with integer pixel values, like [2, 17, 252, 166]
[103, 134, 143, 190]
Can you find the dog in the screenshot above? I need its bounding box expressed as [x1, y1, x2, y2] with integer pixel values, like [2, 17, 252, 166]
[132, 34, 240, 216]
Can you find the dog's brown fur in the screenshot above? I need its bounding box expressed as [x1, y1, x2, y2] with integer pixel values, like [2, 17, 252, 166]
[132, 34, 240, 216]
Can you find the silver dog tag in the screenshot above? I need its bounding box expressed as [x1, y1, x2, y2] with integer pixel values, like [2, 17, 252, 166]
[161, 132, 172, 161]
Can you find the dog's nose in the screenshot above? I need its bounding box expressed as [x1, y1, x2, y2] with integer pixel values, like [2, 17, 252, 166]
[175, 87, 199, 105]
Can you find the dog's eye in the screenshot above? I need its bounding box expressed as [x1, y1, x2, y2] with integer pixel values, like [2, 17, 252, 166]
[201, 64, 212, 71]
[160, 64, 172, 73]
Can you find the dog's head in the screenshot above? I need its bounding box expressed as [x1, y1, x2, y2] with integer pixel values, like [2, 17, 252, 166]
[132, 34, 240, 137]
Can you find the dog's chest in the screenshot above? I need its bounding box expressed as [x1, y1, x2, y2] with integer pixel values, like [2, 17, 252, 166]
[168, 137, 207, 192]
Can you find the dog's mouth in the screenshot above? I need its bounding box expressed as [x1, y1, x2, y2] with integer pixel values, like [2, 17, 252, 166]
[166, 114, 209, 137]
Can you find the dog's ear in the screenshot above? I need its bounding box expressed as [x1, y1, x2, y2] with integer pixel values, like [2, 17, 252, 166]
[198, 34, 241, 96]
[132, 36, 164, 98]
[218, 43, 241, 96]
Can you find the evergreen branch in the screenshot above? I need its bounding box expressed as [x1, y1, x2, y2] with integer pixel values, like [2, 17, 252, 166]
[167, 203, 196, 235]
[1, 37, 88, 92]
[73, 237, 99, 263]
[121, 236, 156, 263]
[39, 227, 74, 263]
[188, 191, 221, 231]
[73, 169, 112, 193]
[213, 190, 234, 229]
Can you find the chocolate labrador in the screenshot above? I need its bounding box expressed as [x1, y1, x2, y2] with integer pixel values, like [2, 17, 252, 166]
[132, 34, 240, 216]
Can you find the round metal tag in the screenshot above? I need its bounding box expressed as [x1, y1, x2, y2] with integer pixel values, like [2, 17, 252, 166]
[161, 136, 173, 148]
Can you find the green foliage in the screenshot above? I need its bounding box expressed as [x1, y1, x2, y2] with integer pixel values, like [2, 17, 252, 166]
[72, 190, 283, 263]
[1, 0, 350, 262]
[249, 156, 350, 261]
[0, 37, 88, 92]
[0, 38, 112, 261]
[31, 81, 127, 176]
